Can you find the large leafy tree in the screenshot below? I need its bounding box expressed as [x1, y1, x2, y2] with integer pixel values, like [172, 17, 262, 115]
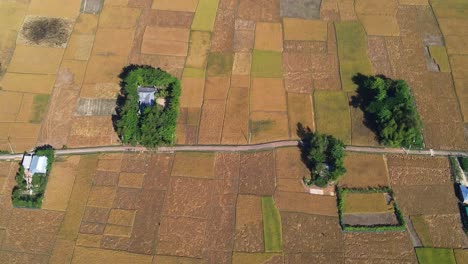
[114, 65, 181, 147]
[355, 75, 423, 148]
[300, 129, 346, 187]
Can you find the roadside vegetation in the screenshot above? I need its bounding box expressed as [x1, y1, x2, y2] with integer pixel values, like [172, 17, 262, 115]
[11, 145, 55, 208]
[114, 65, 181, 147]
[352, 74, 423, 148]
[298, 124, 346, 187]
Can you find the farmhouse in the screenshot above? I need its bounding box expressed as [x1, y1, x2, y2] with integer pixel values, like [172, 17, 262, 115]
[460, 185, 468, 204]
[137, 86, 166, 113]
[22, 154, 48, 175]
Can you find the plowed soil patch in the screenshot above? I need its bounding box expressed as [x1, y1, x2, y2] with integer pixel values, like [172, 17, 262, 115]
[338, 152, 388, 188]
[234, 195, 264, 252]
[422, 214, 468, 248]
[198, 100, 226, 144]
[343, 232, 417, 262]
[386, 155, 452, 186]
[392, 185, 459, 215]
[3, 209, 64, 254]
[204, 76, 230, 100]
[238, 0, 280, 22]
[239, 150, 275, 195]
[281, 212, 342, 253]
[156, 216, 207, 258]
[72, 247, 152, 264]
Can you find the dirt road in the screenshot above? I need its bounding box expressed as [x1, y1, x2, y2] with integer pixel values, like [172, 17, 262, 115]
[0, 141, 467, 160]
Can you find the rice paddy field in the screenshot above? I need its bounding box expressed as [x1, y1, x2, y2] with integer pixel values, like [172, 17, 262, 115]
[0, 0, 465, 152]
[0, 0, 468, 263]
[0, 149, 467, 263]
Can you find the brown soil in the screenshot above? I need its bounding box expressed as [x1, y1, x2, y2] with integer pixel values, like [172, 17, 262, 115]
[343, 232, 417, 262]
[274, 191, 338, 216]
[239, 150, 276, 195]
[211, 3, 237, 52]
[163, 177, 213, 218]
[338, 153, 389, 188]
[237, 0, 280, 22]
[212, 153, 240, 207]
[198, 100, 226, 144]
[423, 214, 468, 248]
[221, 86, 250, 145]
[3, 209, 64, 254]
[392, 185, 459, 215]
[234, 195, 264, 252]
[156, 216, 207, 258]
[386, 155, 452, 186]
[281, 212, 343, 253]
[143, 153, 173, 190]
[113, 187, 140, 210]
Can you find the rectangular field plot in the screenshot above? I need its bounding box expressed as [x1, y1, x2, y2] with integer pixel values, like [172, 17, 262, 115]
[283, 18, 327, 41]
[221, 86, 249, 145]
[254, 22, 283, 52]
[152, 0, 199, 12]
[0, 73, 56, 94]
[338, 152, 388, 188]
[287, 93, 314, 138]
[232, 253, 283, 264]
[251, 78, 287, 112]
[314, 91, 351, 144]
[262, 197, 282, 252]
[335, 21, 373, 92]
[8, 46, 64, 74]
[171, 152, 215, 178]
[415, 248, 456, 264]
[342, 193, 393, 214]
[249, 112, 289, 144]
[234, 195, 264, 252]
[251, 50, 283, 78]
[191, 0, 219, 31]
[274, 191, 338, 216]
[76, 98, 116, 116]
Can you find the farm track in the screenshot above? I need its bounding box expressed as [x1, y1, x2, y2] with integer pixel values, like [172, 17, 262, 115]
[0, 141, 467, 160]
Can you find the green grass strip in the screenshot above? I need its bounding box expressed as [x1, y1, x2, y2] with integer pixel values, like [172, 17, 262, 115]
[410, 215, 433, 247]
[428, 46, 450, 72]
[30, 94, 50, 123]
[261, 196, 282, 252]
[251, 50, 283, 78]
[335, 21, 373, 92]
[191, 0, 219, 31]
[415, 248, 456, 264]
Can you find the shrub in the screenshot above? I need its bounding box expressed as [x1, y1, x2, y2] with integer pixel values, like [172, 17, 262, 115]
[114, 65, 181, 147]
[353, 74, 423, 148]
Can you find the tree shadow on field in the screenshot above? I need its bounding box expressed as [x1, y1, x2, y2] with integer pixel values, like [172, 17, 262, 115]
[296, 122, 314, 172]
[349, 73, 391, 137]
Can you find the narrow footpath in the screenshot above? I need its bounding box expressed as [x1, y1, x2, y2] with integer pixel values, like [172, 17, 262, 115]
[0, 141, 467, 160]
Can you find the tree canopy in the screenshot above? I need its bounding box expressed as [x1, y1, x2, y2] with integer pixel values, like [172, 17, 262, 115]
[354, 75, 423, 148]
[114, 65, 181, 147]
[299, 126, 346, 187]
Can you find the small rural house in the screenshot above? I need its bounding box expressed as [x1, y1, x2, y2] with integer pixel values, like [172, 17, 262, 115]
[137, 86, 166, 113]
[460, 185, 468, 204]
[22, 154, 48, 175]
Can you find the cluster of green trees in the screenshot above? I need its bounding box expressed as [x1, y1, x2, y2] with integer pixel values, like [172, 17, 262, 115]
[11, 145, 55, 208]
[115, 65, 181, 147]
[354, 75, 423, 148]
[299, 127, 346, 187]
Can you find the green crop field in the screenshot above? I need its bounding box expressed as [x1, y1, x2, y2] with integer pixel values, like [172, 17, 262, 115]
[410, 215, 433, 247]
[206, 52, 233, 76]
[429, 46, 450, 72]
[415, 248, 456, 264]
[191, 0, 220, 31]
[261, 196, 282, 252]
[335, 21, 373, 92]
[314, 91, 351, 144]
[251, 50, 283, 78]
[30, 94, 50, 123]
